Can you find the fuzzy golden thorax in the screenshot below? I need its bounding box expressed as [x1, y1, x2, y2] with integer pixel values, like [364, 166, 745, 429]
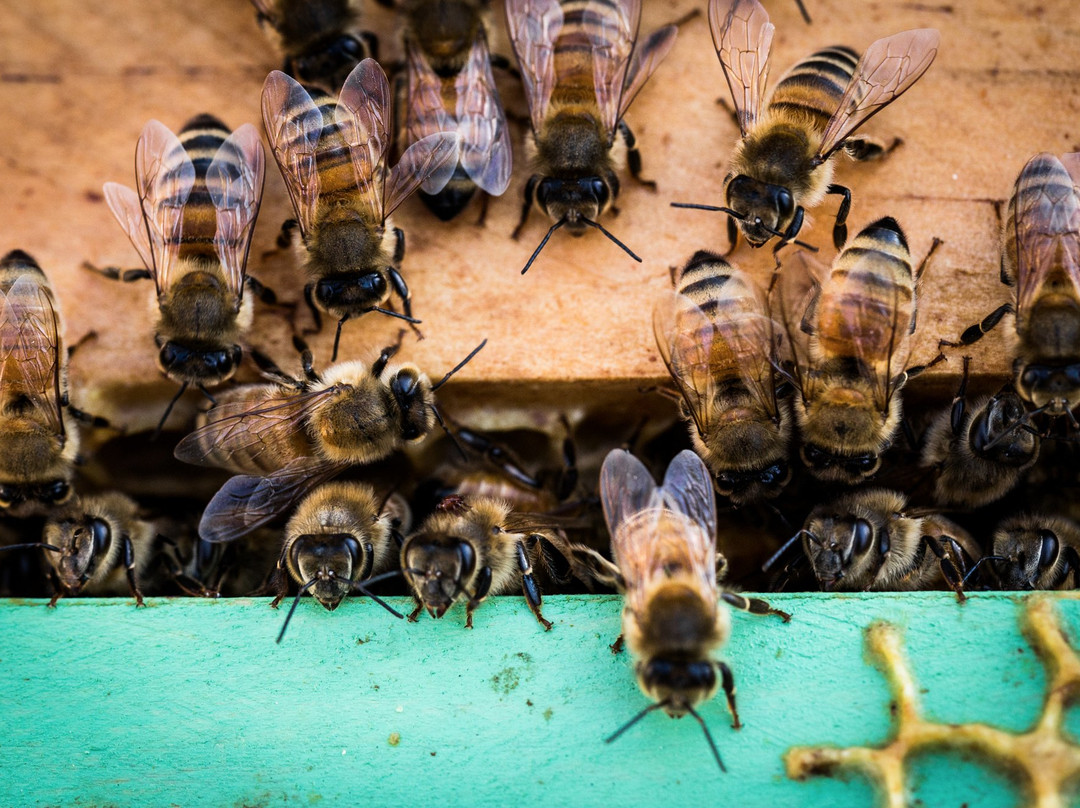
[532, 111, 618, 232]
[795, 383, 901, 484]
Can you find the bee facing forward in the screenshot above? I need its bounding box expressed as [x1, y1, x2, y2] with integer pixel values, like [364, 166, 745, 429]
[401, 493, 572, 629]
[597, 449, 789, 771]
[676, 0, 938, 253]
[0, 250, 82, 516]
[399, 0, 512, 220]
[992, 513, 1080, 591]
[785, 217, 936, 484]
[798, 488, 981, 599]
[654, 250, 792, 504]
[251, 0, 377, 91]
[505, 0, 679, 273]
[174, 334, 485, 543]
[262, 58, 458, 360]
[93, 115, 266, 428]
[941, 152, 1080, 424]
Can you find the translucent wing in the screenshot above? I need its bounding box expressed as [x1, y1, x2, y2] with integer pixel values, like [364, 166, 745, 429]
[384, 132, 459, 218]
[817, 28, 940, 161]
[456, 31, 513, 196]
[173, 386, 336, 475]
[1013, 154, 1080, 322]
[657, 449, 718, 585]
[404, 40, 456, 194]
[206, 123, 265, 299]
[709, 0, 773, 135]
[1062, 152, 1080, 190]
[505, 0, 564, 133]
[199, 457, 346, 543]
[777, 249, 828, 401]
[587, 0, 639, 136]
[336, 58, 394, 221]
[0, 273, 63, 435]
[653, 291, 718, 440]
[134, 119, 195, 296]
[102, 182, 155, 271]
[599, 448, 661, 550]
[616, 24, 678, 127]
[261, 70, 324, 237]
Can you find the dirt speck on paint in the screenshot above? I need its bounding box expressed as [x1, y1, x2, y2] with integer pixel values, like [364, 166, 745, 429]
[388, 732, 401, 747]
[543, 708, 554, 722]
[492, 667, 520, 694]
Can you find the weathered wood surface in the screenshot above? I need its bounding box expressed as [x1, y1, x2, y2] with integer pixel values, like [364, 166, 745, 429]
[1, 592, 1078, 807]
[2, 0, 1078, 431]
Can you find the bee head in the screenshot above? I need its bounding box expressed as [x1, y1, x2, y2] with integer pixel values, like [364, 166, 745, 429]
[388, 366, 435, 443]
[637, 657, 718, 717]
[725, 175, 795, 247]
[1016, 363, 1080, 418]
[401, 531, 476, 618]
[536, 177, 610, 232]
[45, 514, 112, 594]
[713, 460, 791, 503]
[292, 35, 367, 89]
[158, 340, 243, 387]
[970, 391, 1039, 466]
[801, 516, 877, 591]
[290, 532, 370, 611]
[799, 442, 881, 484]
[313, 270, 389, 315]
[994, 522, 1061, 590]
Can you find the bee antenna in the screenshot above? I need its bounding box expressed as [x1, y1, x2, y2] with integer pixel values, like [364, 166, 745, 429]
[759, 222, 818, 252]
[331, 315, 350, 363]
[686, 704, 727, 773]
[962, 555, 1005, 587]
[762, 530, 814, 572]
[351, 571, 406, 620]
[431, 403, 469, 462]
[1065, 405, 1080, 431]
[276, 575, 319, 644]
[580, 218, 642, 264]
[153, 382, 189, 441]
[670, 202, 745, 220]
[984, 404, 1048, 450]
[431, 339, 488, 391]
[372, 307, 422, 326]
[605, 700, 667, 745]
[521, 219, 567, 274]
[0, 542, 62, 554]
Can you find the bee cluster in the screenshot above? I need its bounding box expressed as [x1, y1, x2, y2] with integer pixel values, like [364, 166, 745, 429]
[1, 0, 1078, 769]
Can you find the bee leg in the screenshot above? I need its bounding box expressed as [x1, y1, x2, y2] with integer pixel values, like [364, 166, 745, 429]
[392, 227, 406, 264]
[244, 275, 285, 307]
[464, 566, 494, 629]
[720, 591, 792, 622]
[302, 283, 323, 335]
[360, 30, 380, 62]
[1064, 546, 1080, 589]
[950, 357, 973, 436]
[120, 533, 145, 607]
[724, 215, 739, 255]
[81, 261, 152, 283]
[46, 567, 64, 608]
[922, 535, 966, 603]
[455, 427, 543, 489]
[249, 348, 301, 388]
[155, 550, 216, 598]
[275, 218, 300, 250]
[517, 538, 552, 630]
[842, 136, 900, 162]
[408, 599, 424, 623]
[65, 404, 110, 429]
[610, 634, 625, 655]
[512, 175, 539, 240]
[267, 543, 291, 609]
[718, 661, 742, 729]
[825, 184, 851, 250]
[555, 415, 579, 501]
[66, 330, 98, 360]
[715, 97, 740, 130]
[371, 329, 407, 377]
[474, 191, 491, 228]
[617, 121, 655, 191]
[937, 303, 1012, 353]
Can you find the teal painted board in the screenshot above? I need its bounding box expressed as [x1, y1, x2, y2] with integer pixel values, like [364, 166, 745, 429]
[1, 593, 1077, 807]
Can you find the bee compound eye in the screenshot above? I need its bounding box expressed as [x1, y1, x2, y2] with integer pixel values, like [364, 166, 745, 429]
[776, 188, 794, 217]
[1038, 530, 1059, 569]
[852, 519, 873, 555]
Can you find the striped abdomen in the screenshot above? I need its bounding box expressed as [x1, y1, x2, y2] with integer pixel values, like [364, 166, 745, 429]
[549, 0, 612, 106]
[172, 114, 231, 261]
[767, 46, 858, 133]
[282, 87, 369, 202]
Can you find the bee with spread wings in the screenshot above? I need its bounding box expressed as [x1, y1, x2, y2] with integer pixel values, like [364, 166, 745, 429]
[174, 334, 485, 543]
[92, 115, 266, 429]
[505, 0, 679, 273]
[400, 0, 512, 220]
[653, 251, 792, 505]
[597, 449, 788, 771]
[262, 58, 458, 360]
[675, 0, 939, 254]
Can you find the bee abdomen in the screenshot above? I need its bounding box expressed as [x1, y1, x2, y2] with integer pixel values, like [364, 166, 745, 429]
[769, 46, 858, 128]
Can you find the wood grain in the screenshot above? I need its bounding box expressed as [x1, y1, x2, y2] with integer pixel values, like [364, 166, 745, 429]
[2, 0, 1078, 434]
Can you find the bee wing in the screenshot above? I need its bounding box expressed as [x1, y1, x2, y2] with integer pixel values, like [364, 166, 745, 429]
[102, 182, 155, 271]
[657, 449, 718, 589]
[776, 250, 826, 399]
[385, 133, 459, 217]
[206, 123, 265, 300]
[0, 274, 63, 434]
[199, 457, 346, 543]
[583, 0, 640, 136]
[709, 0, 773, 136]
[1062, 152, 1080, 190]
[1014, 154, 1080, 320]
[456, 31, 513, 196]
[173, 387, 334, 473]
[505, 0, 563, 133]
[817, 29, 940, 162]
[404, 41, 457, 194]
[131, 120, 196, 296]
[599, 448, 661, 549]
[615, 24, 678, 129]
[262, 70, 324, 238]
[653, 291, 718, 439]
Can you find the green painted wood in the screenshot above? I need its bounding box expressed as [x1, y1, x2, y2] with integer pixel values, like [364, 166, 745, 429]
[1, 593, 1077, 808]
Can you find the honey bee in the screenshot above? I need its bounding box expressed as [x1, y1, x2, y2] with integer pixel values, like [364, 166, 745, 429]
[653, 250, 792, 504]
[505, 0, 679, 273]
[797, 488, 981, 599]
[991, 513, 1080, 590]
[940, 152, 1080, 424]
[250, 0, 377, 91]
[262, 58, 458, 359]
[597, 449, 789, 770]
[0, 250, 83, 516]
[919, 356, 1039, 509]
[398, 0, 512, 220]
[271, 481, 412, 642]
[91, 114, 266, 429]
[174, 333, 485, 543]
[402, 493, 578, 629]
[41, 491, 154, 606]
[784, 217, 937, 484]
[674, 0, 939, 253]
